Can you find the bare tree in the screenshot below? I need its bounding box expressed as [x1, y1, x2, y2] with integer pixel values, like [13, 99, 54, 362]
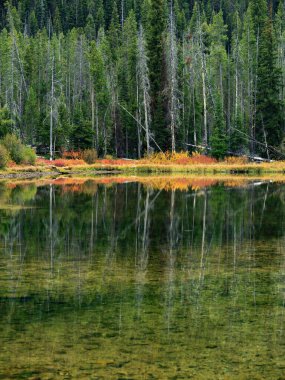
[137, 25, 152, 155]
[166, 1, 179, 152]
[50, 54, 55, 161]
[189, 4, 208, 147]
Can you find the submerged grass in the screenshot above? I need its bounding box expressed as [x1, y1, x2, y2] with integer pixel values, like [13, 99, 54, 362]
[0, 237, 284, 379]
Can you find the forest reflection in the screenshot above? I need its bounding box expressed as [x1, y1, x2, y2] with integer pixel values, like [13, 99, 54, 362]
[1, 177, 285, 256]
[0, 177, 284, 378]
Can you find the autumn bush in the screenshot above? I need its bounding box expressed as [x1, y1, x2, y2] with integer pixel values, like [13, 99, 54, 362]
[21, 146, 36, 165]
[144, 151, 172, 163]
[0, 134, 36, 165]
[142, 151, 217, 165]
[0, 144, 9, 168]
[224, 156, 249, 165]
[171, 151, 190, 164]
[187, 152, 217, 165]
[1, 134, 24, 164]
[82, 149, 98, 164]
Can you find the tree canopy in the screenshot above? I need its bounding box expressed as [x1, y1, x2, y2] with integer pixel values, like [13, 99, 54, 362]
[0, 0, 284, 159]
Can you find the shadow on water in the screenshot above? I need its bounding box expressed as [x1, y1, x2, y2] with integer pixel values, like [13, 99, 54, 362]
[0, 177, 284, 379]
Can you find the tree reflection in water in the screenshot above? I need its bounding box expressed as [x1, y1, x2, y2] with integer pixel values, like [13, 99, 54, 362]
[0, 177, 284, 379]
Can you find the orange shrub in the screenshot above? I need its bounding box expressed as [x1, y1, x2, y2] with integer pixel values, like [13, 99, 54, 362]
[7, 161, 17, 168]
[53, 159, 86, 167]
[187, 152, 217, 165]
[36, 158, 50, 166]
[170, 151, 190, 164]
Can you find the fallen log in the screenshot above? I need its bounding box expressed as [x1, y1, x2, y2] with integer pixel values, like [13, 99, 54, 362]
[185, 144, 274, 162]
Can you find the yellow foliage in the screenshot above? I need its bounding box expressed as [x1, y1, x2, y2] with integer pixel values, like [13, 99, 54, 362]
[224, 156, 249, 165]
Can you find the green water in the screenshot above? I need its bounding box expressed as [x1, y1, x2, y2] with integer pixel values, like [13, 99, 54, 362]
[0, 179, 284, 379]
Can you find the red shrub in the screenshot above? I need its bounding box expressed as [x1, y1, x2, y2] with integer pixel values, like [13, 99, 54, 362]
[36, 158, 51, 166]
[186, 153, 217, 165]
[7, 161, 17, 168]
[36, 158, 86, 167]
[53, 159, 85, 167]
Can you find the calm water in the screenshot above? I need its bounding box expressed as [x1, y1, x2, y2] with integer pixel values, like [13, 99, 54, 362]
[0, 178, 284, 379]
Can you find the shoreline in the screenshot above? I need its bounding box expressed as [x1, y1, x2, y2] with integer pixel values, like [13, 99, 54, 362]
[2, 161, 285, 180]
[0, 169, 122, 180]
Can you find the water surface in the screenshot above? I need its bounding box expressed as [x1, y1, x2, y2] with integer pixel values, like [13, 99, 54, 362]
[0, 178, 284, 379]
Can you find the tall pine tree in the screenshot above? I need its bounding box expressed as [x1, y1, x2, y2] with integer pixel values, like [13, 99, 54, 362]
[256, 6, 283, 157]
[147, 0, 168, 151]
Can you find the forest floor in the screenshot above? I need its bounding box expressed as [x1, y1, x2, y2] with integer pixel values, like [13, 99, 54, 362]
[3, 158, 285, 179]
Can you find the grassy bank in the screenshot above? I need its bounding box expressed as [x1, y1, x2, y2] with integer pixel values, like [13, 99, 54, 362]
[80, 161, 285, 174]
[3, 155, 285, 178]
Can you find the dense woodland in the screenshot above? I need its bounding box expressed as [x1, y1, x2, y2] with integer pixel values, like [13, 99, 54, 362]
[0, 0, 285, 159]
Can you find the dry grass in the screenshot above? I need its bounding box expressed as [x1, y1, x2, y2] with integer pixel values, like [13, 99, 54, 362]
[80, 152, 285, 174]
[83, 161, 285, 174]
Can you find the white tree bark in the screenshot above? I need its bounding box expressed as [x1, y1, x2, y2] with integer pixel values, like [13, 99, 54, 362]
[137, 25, 152, 155]
[50, 55, 55, 161]
[167, 1, 179, 153]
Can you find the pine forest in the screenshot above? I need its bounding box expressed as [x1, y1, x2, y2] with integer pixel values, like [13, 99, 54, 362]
[0, 0, 284, 159]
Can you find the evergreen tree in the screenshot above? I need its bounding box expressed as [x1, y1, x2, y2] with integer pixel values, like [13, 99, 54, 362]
[53, 7, 62, 34]
[210, 92, 228, 159]
[256, 9, 283, 156]
[147, 0, 168, 150]
[85, 14, 96, 40]
[0, 106, 13, 138]
[249, 0, 267, 34]
[119, 10, 138, 157]
[23, 88, 40, 144]
[29, 10, 38, 36]
[0, 0, 283, 159]
[95, 0, 105, 32]
[230, 11, 246, 153]
[89, 40, 109, 153]
[240, 5, 256, 154]
[36, 0, 47, 30]
[108, 2, 120, 60]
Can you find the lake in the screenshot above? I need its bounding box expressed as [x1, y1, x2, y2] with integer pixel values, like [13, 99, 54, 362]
[0, 177, 284, 379]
